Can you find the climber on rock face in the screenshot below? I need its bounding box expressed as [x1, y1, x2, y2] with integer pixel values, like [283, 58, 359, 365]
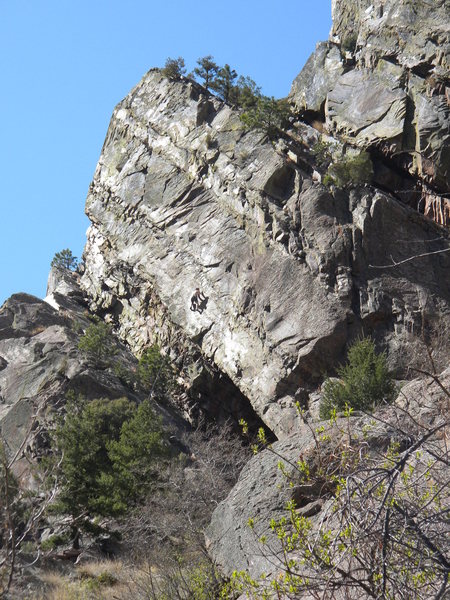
[190, 287, 207, 312]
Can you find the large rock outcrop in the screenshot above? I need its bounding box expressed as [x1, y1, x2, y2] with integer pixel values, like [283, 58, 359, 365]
[80, 71, 450, 439]
[206, 367, 450, 580]
[290, 0, 450, 208]
[0, 268, 182, 479]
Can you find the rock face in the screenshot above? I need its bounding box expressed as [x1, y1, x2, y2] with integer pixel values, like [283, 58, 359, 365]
[206, 367, 450, 580]
[80, 70, 450, 439]
[291, 0, 450, 197]
[0, 268, 182, 477]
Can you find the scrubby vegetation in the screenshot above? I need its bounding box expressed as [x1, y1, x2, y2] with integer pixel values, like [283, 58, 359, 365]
[240, 96, 291, 139]
[232, 372, 449, 600]
[325, 150, 374, 187]
[320, 337, 396, 419]
[161, 56, 186, 79]
[78, 318, 118, 365]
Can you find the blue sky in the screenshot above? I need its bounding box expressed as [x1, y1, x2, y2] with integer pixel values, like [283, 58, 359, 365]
[0, 0, 332, 305]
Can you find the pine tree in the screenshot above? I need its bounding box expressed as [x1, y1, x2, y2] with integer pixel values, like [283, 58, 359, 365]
[193, 55, 219, 90]
[211, 64, 238, 103]
[161, 56, 186, 80]
[51, 248, 78, 271]
[235, 75, 261, 109]
[52, 396, 168, 534]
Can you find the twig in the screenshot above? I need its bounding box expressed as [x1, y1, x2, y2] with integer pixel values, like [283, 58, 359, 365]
[369, 248, 450, 269]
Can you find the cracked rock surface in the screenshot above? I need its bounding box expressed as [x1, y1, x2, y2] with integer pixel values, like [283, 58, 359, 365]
[80, 71, 450, 439]
[0, 268, 182, 480]
[206, 367, 450, 579]
[290, 0, 450, 193]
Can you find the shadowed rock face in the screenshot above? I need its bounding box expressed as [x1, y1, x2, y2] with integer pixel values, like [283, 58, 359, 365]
[0, 269, 183, 478]
[291, 0, 450, 199]
[80, 71, 449, 439]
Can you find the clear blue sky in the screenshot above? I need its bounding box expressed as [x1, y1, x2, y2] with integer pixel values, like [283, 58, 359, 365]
[0, 0, 332, 305]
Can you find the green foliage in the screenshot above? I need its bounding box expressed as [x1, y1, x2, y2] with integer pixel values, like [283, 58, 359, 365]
[320, 337, 396, 419]
[78, 319, 118, 365]
[40, 532, 71, 551]
[327, 151, 373, 187]
[240, 96, 291, 139]
[112, 361, 136, 388]
[53, 396, 134, 520]
[51, 248, 78, 271]
[322, 173, 335, 187]
[234, 75, 262, 109]
[341, 32, 358, 53]
[193, 55, 219, 90]
[211, 64, 237, 103]
[225, 407, 449, 599]
[52, 395, 168, 528]
[107, 399, 169, 506]
[137, 344, 174, 397]
[161, 56, 186, 80]
[311, 139, 333, 169]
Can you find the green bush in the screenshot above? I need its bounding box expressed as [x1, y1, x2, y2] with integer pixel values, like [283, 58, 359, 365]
[161, 56, 186, 80]
[320, 337, 396, 419]
[240, 96, 291, 139]
[311, 139, 333, 169]
[78, 319, 118, 365]
[327, 151, 373, 187]
[40, 532, 71, 551]
[138, 344, 174, 397]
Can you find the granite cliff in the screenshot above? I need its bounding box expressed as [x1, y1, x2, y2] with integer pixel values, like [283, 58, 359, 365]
[0, 0, 449, 595]
[80, 37, 449, 438]
[291, 0, 450, 224]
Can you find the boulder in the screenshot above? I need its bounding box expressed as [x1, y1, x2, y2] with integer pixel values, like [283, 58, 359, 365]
[206, 368, 450, 580]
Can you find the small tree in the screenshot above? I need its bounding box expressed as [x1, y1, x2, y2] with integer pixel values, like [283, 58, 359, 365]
[137, 344, 174, 398]
[235, 75, 261, 109]
[53, 396, 134, 527]
[326, 150, 373, 187]
[193, 55, 219, 90]
[211, 64, 238, 103]
[240, 96, 291, 139]
[320, 337, 396, 418]
[161, 56, 186, 80]
[52, 396, 168, 538]
[51, 248, 78, 271]
[78, 319, 118, 365]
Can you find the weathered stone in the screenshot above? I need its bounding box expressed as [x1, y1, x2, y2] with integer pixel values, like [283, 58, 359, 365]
[80, 71, 450, 438]
[326, 65, 407, 148]
[206, 369, 450, 580]
[291, 0, 450, 192]
[290, 42, 344, 113]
